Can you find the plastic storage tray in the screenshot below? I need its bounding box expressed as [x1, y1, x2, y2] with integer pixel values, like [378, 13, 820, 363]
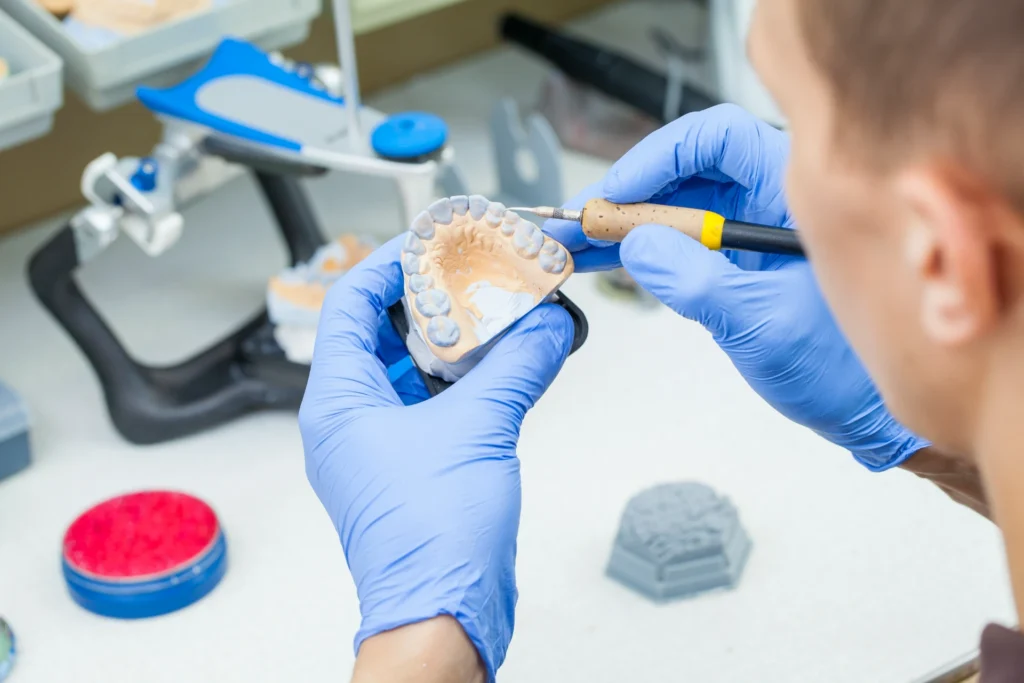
[0, 8, 62, 151]
[0, 0, 322, 111]
[0, 381, 31, 482]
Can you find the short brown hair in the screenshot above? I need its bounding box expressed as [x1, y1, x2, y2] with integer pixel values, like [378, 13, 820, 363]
[797, 0, 1024, 208]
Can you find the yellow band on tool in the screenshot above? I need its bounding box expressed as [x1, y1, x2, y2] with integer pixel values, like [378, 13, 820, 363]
[700, 212, 725, 250]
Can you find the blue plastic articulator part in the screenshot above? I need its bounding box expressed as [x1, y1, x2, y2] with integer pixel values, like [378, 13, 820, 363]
[137, 38, 345, 153]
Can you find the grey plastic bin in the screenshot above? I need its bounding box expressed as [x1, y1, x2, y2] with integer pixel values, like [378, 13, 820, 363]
[0, 0, 322, 111]
[0, 8, 62, 151]
[0, 381, 30, 482]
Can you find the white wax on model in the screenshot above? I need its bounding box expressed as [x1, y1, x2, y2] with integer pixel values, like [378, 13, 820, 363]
[465, 281, 536, 343]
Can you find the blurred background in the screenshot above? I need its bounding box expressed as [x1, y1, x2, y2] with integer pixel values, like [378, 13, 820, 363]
[0, 1, 1006, 682]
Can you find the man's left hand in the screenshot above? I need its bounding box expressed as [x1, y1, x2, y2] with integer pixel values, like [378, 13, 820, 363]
[299, 235, 575, 681]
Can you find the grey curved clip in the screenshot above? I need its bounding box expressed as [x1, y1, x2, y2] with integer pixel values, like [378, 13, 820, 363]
[650, 27, 704, 122]
[490, 98, 563, 208]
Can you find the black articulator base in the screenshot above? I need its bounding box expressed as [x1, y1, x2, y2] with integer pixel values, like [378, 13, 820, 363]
[27, 138, 592, 441]
[27, 164, 326, 445]
[387, 292, 589, 397]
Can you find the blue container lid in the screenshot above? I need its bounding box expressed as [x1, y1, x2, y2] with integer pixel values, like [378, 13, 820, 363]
[62, 491, 228, 619]
[63, 532, 227, 620]
[0, 617, 14, 682]
[371, 112, 448, 160]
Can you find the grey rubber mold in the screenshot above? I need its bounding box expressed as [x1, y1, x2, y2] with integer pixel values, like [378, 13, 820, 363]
[0, 8, 63, 151]
[606, 482, 751, 602]
[0, 381, 30, 483]
[0, 0, 321, 111]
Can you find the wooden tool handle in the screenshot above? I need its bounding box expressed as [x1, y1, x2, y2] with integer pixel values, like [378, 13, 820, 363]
[581, 198, 720, 246]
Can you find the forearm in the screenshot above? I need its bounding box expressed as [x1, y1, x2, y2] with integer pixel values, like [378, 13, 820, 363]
[899, 447, 991, 520]
[351, 617, 486, 683]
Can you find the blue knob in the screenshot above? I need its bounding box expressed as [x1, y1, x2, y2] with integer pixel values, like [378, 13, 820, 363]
[131, 158, 158, 192]
[371, 112, 448, 160]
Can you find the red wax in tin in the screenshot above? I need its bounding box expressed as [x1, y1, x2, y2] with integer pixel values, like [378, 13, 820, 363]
[63, 491, 220, 581]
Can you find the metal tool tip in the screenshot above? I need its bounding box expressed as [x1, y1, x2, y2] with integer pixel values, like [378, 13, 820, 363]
[508, 206, 583, 222]
[509, 206, 556, 219]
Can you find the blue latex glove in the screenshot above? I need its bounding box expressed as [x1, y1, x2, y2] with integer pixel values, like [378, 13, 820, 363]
[298, 235, 574, 679]
[546, 104, 928, 470]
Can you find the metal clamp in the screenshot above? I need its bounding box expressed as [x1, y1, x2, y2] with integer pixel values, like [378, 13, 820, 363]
[73, 129, 196, 262]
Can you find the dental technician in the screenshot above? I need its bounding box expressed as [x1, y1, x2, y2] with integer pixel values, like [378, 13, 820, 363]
[299, 0, 1024, 680]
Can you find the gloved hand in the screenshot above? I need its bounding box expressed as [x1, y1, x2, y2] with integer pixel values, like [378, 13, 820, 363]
[298, 236, 574, 680]
[545, 104, 927, 470]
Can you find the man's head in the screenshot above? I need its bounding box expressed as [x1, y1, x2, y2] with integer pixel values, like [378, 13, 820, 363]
[748, 0, 1024, 457]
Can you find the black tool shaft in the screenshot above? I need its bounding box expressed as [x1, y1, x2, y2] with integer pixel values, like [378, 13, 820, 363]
[500, 13, 718, 122]
[722, 221, 804, 256]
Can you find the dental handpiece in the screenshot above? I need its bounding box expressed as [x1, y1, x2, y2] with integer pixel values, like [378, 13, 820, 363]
[511, 199, 805, 256]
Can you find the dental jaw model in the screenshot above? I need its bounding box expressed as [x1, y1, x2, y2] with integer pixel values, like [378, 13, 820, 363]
[37, 0, 74, 16]
[267, 234, 377, 364]
[38, 0, 216, 49]
[63, 0, 211, 34]
[401, 195, 574, 382]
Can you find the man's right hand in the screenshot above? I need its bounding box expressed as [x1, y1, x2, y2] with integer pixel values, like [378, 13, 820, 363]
[545, 104, 927, 471]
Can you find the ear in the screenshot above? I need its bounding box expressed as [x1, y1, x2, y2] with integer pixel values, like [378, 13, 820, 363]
[896, 168, 999, 346]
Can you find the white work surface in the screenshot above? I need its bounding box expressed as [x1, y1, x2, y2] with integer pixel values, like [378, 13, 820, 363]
[0, 3, 1015, 682]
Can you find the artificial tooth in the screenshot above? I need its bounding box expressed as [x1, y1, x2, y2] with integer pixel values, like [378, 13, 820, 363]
[539, 249, 567, 274]
[485, 201, 506, 226]
[428, 198, 454, 224]
[450, 195, 469, 215]
[411, 211, 435, 239]
[415, 289, 451, 317]
[468, 194, 489, 220]
[513, 222, 544, 258]
[409, 274, 433, 293]
[402, 252, 423, 275]
[501, 210, 519, 235]
[541, 239, 559, 254]
[403, 232, 426, 255]
[427, 316, 460, 347]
